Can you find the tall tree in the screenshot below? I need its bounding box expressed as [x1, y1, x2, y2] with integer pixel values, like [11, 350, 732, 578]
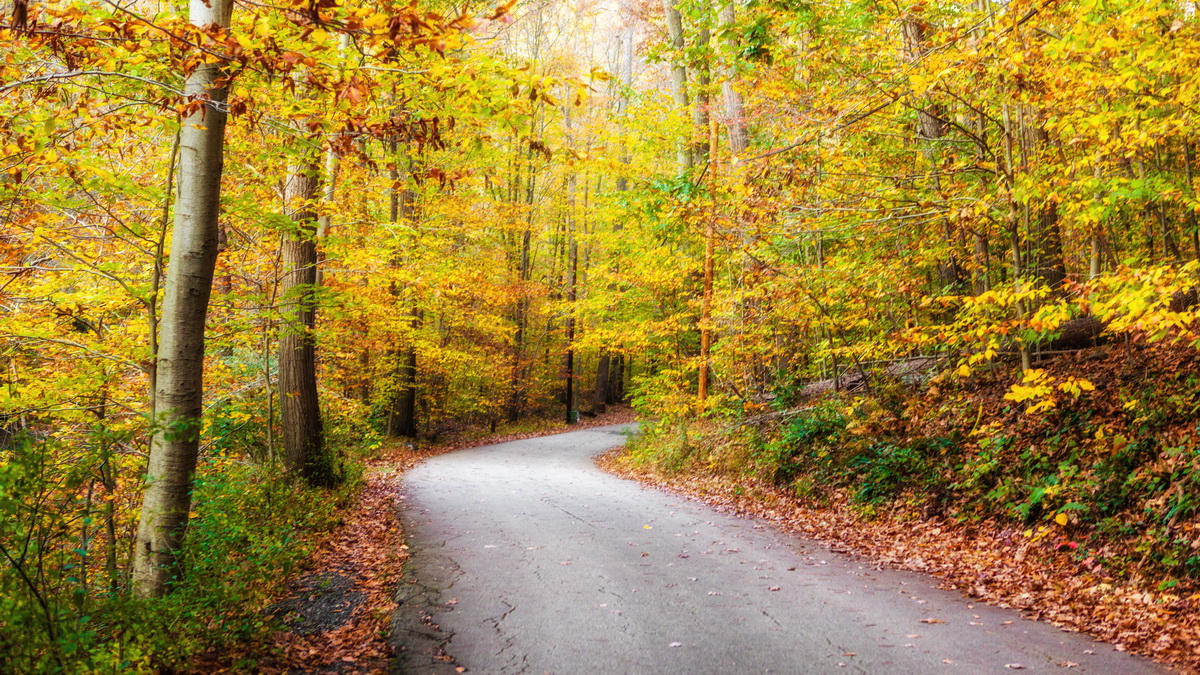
[718, 1, 748, 156]
[661, 0, 693, 171]
[132, 0, 235, 599]
[278, 123, 331, 486]
[386, 139, 420, 439]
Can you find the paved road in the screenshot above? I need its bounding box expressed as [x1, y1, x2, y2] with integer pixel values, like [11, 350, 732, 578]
[392, 425, 1161, 674]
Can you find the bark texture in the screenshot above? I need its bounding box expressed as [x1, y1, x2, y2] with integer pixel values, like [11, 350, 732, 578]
[660, 0, 692, 170]
[132, 0, 234, 599]
[718, 2, 748, 156]
[279, 161, 332, 486]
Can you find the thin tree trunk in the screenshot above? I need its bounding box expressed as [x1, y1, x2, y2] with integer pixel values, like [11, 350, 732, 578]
[902, 14, 963, 293]
[508, 145, 536, 422]
[132, 0, 234, 599]
[699, 116, 717, 402]
[1183, 140, 1200, 260]
[692, 24, 711, 165]
[385, 136, 420, 439]
[565, 198, 578, 424]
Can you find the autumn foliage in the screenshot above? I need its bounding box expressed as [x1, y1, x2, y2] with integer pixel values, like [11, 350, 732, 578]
[5, 0, 1200, 669]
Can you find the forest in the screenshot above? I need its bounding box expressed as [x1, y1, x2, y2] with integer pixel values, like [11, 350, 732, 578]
[4, 0, 1200, 669]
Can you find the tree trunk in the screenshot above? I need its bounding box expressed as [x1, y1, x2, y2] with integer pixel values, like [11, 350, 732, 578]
[388, 306, 420, 438]
[718, 2, 747, 156]
[593, 353, 610, 414]
[385, 137, 420, 439]
[1028, 123, 1067, 290]
[564, 212, 577, 424]
[699, 116, 717, 402]
[661, 0, 692, 171]
[508, 146, 536, 422]
[279, 152, 331, 486]
[691, 24, 711, 165]
[132, 0, 234, 599]
[902, 14, 964, 293]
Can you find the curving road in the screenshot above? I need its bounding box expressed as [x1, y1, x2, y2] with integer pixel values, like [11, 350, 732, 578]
[391, 424, 1161, 674]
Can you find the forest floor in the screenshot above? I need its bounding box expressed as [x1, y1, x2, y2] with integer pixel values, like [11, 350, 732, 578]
[600, 449, 1200, 672]
[194, 406, 635, 674]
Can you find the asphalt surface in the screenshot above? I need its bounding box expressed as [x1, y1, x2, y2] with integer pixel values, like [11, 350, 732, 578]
[392, 424, 1163, 674]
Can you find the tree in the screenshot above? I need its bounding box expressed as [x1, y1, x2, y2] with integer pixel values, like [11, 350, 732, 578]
[278, 119, 331, 486]
[132, 0, 235, 598]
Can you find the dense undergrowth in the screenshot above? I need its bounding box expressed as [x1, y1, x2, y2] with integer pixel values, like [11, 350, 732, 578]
[624, 339, 1200, 594]
[0, 401, 632, 673]
[0, 397, 379, 673]
[0, 454, 353, 672]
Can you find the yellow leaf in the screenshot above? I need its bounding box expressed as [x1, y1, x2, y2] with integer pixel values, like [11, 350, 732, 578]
[1055, 512, 1068, 526]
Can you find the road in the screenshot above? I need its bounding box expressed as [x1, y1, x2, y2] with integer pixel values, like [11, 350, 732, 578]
[391, 424, 1161, 674]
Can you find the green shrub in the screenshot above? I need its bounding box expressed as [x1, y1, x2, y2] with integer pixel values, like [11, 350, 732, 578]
[0, 432, 357, 673]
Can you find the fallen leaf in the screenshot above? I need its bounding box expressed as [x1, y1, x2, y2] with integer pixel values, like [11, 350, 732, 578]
[919, 618, 945, 624]
[1006, 664, 1025, 670]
